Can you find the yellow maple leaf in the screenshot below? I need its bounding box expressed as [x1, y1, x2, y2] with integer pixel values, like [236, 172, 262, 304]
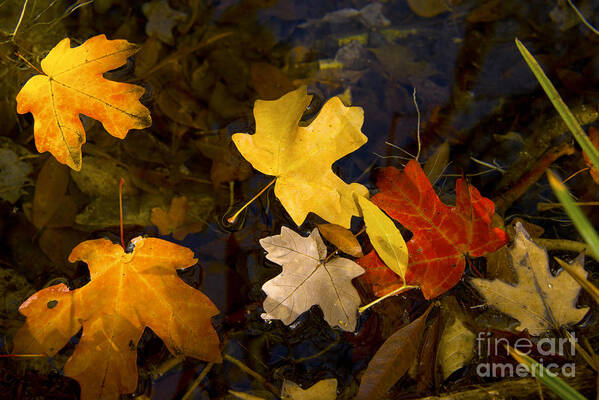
[232, 86, 368, 228]
[13, 237, 220, 400]
[16, 34, 152, 171]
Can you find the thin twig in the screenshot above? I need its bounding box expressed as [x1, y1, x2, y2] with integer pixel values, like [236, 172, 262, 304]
[566, 0, 599, 36]
[413, 88, 421, 161]
[224, 354, 280, 397]
[181, 362, 213, 400]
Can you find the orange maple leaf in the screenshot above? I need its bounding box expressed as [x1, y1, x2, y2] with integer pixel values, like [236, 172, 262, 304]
[16, 34, 152, 171]
[13, 237, 220, 400]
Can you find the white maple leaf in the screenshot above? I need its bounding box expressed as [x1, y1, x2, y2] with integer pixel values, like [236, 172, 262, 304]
[260, 226, 364, 332]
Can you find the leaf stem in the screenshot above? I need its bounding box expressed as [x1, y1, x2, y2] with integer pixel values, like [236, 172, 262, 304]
[358, 284, 419, 313]
[227, 178, 276, 224]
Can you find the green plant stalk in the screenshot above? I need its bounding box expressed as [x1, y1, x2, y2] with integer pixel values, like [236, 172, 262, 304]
[547, 170, 599, 261]
[515, 38, 599, 171]
[506, 344, 586, 400]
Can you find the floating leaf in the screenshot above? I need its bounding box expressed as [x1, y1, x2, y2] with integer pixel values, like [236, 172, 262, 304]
[233, 86, 368, 228]
[14, 237, 221, 400]
[317, 223, 363, 257]
[16, 34, 151, 170]
[260, 226, 364, 331]
[365, 160, 507, 299]
[357, 195, 408, 280]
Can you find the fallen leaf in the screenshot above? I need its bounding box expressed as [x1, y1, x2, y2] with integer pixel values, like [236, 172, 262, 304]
[16, 34, 152, 171]
[423, 141, 450, 186]
[229, 390, 267, 400]
[357, 196, 408, 280]
[366, 160, 508, 299]
[32, 157, 70, 229]
[14, 237, 221, 400]
[317, 223, 363, 257]
[471, 223, 589, 335]
[142, 0, 187, 45]
[356, 305, 433, 400]
[250, 62, 295, 100]
[438, 297, 475, 380]
[281, 378, 337, 400]
[151, 196, 206, 240]
[0, 148, 32, 203]
[407, 0, 456, 17]
[233, 86, 369, 228]
[357, 251, 404, 297]
[196, 133, 252, 187]
[583, 126, 599, 184]
[260, 226, 364, 331]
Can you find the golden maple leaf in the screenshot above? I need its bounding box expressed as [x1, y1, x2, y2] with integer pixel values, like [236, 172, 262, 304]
[13, 237, 220, 400]
[232, 86, 368, 228]
[16, 34, 152, 171]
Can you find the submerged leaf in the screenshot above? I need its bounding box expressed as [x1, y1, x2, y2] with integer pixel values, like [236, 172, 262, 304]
[356, 305, 433, 400]
[317, 223, 363, 257]
[260, 227, 364, 331]
[281, 379, 337, 400]
[471, 223, 589, 335]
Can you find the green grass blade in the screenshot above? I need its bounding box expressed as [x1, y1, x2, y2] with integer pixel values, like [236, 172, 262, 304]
[515, 38, 599, 171]
[507, 345, 586, 400]
[547, 170, 599, 261]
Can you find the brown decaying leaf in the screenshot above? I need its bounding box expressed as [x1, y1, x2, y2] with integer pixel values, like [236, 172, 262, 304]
[437, 297, 475, 380]
[281, 379, 338, 400]
[422, 141, 449, 186]
[471, 223, 589, 335]
[32, 157, 70, 230]
[259, 226, 364, 332]
[14, 237, 221, 400]
[317, 223, 363, 257]
[251, 62, 295, 100]
[356, 304, 433, 400]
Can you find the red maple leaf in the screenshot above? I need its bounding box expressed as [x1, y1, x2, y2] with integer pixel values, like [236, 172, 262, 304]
[362, 159, 507, 299]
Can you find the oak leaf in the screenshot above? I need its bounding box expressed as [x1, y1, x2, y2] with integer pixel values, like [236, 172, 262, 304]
[16, 34, 152, 171]
[471, 223, 589, 335]
[233, 86, 368, 228]
[260, 226, 364, 331]
[366, 160, 508, 299]
[13, 237, 220, 400]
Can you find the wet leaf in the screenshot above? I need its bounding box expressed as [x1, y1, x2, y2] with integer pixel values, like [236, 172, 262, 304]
[438, 297, 475, 380]
[423, 141, 450, 186]
[142, 0, 187, 45]
[260, 226, 364, 332]
[150, 196, 209, 240]
[250, 62, 295, 100]
[233, 86, 369, 228]
[407, 0, 454, 18]
[16, 34, 151, 170]
[471, 223, 589, 335]
[317, 223, 363, 257]
[14, 237, 221, 400]
[365, 160, 508, 299]
[357, 250, 403, 297]
[356, 305, 433, 400]
[281, 378, 337, 400]
[32, 157, 70, 230]
[357, 196, 408, 280]
[0, 148, 32, 204]
[71, 156, 137, 197]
